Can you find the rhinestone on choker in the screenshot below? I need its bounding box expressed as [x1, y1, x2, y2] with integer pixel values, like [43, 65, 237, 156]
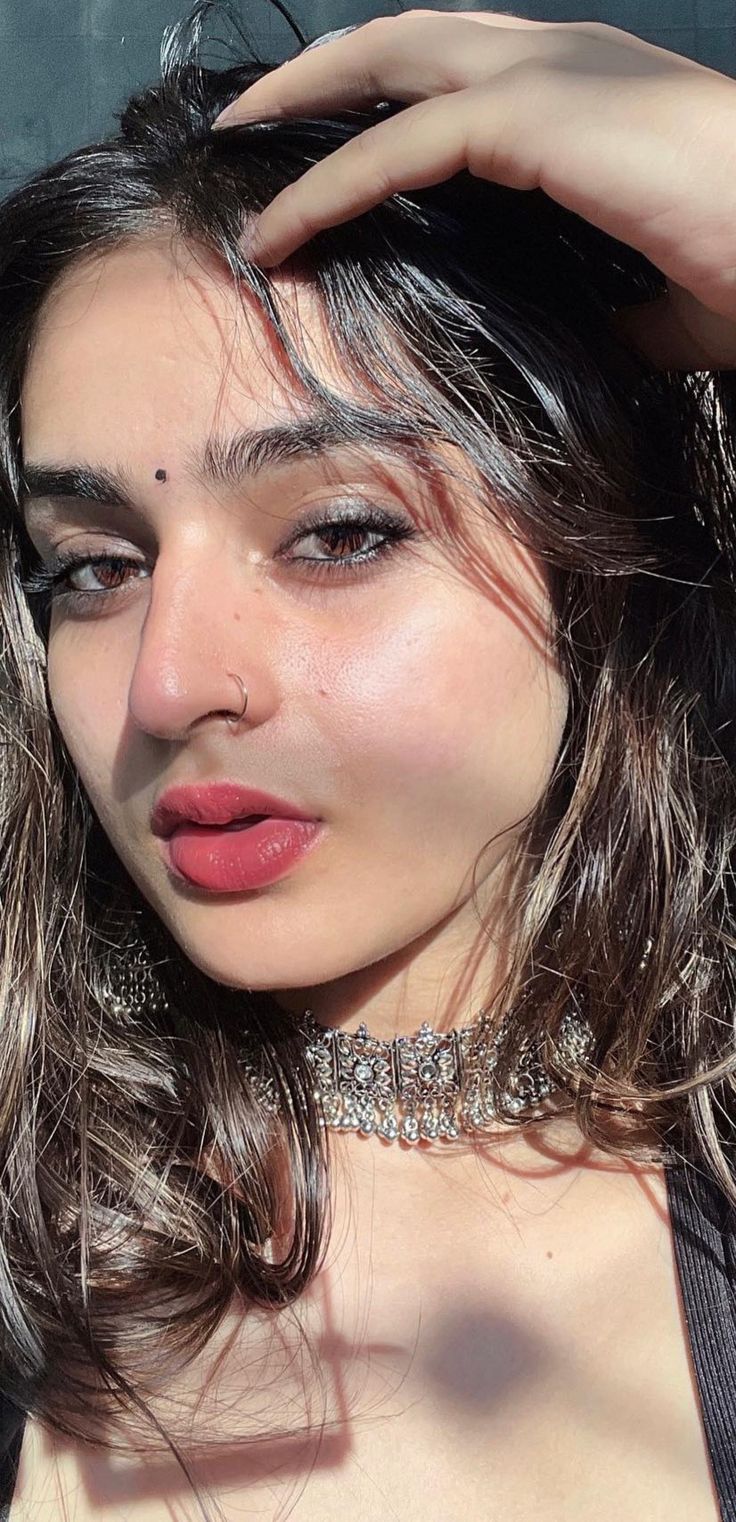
[300, 1005, 594, 1145]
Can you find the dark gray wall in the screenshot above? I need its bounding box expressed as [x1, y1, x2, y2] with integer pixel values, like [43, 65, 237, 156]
[0, 2, 734, 189]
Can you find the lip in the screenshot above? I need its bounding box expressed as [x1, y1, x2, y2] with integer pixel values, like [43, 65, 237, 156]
[163, 816, 325, 892]
[151, 781, 320, 839]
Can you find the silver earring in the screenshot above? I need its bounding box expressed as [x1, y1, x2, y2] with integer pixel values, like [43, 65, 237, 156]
[552, 916, 653, 973]
[638, 936, 654, 973]
[98, 925, 281, 1120]
[99, 922, 170, 1019]
[225, 671, 248, 727]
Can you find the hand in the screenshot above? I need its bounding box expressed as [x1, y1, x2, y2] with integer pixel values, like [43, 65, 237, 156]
[212, 10, 736, 372]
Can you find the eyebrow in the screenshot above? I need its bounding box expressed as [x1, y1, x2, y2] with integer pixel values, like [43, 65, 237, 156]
[19, 410, 427, 515]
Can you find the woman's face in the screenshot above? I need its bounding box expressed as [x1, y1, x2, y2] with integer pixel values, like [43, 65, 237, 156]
[20, 233, 568, 1031]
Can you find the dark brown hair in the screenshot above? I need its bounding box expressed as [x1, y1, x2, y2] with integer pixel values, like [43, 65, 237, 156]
[0, 2, 735, 1515]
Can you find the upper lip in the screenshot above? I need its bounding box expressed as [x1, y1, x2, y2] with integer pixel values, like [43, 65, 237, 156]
[151, 781, 319, 838]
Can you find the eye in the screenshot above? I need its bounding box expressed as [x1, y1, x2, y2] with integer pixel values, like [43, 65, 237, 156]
[284, 504, 416, 574]
[20, 551, 147, 610]
[18, 502, 418, 613]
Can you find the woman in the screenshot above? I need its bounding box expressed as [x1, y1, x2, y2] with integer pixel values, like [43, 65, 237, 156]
[1, 3, 736, 1517]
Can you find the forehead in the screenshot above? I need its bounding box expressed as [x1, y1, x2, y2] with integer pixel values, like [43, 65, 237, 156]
[20, 233, 340, 460]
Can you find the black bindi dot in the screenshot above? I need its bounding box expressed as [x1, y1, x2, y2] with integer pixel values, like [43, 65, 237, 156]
[154, 468, 167, 482]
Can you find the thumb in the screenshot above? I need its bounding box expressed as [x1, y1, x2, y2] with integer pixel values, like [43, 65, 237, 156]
[613, 282, 736, 372]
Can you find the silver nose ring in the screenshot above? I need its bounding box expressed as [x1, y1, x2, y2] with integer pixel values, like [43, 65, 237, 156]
[225, 671, 248, 726]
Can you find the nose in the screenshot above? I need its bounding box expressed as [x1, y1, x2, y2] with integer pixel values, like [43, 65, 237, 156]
[126, 543, 281, 740]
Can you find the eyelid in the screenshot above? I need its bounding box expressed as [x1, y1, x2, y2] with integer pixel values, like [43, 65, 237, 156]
[22, 518, 151, 563]
[49, 496, 408, 553]
[20, 497, 419, 600]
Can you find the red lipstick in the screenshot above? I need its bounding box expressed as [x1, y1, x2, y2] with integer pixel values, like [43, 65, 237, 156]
[151, 781, 324, 892]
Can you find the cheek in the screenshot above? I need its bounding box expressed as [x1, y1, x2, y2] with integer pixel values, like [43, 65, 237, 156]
[310, 595, 567, 822]
[44, 571, 566, 856]
[47, 636, 121, 806]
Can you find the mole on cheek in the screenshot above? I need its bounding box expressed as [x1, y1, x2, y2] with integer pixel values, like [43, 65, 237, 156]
[154, 468, 167, 482]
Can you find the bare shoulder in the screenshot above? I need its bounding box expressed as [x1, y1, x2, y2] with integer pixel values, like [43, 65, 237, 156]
[9, 1416, 140, 1522]
[6, 1135, 701, 1522]
[11, 1416, 70, 1520]
[11, 1407, 214, 1522]
[7, 1298, 307, 1522]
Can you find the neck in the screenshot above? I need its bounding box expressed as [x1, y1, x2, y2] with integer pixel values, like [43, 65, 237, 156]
[269, 891, 518, 1042]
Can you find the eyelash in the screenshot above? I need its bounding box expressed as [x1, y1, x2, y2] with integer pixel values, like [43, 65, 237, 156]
[20, 503, 417, 613]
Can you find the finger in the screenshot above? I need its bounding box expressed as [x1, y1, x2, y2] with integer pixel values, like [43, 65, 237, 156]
[211, 12, 542, 128]
[241, 82, 534, 267]
[612, 298, 720, 370]
[439, 11, 573, 26]
[615, 284, 736, 370]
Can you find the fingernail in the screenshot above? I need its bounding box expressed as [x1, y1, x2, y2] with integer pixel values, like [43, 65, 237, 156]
[240, 223, 266, 264]
[213, 104, 279, 131]
[241, 234, 259, 262]
[303, 25, 360, 50]
[212, 105, 238, 130]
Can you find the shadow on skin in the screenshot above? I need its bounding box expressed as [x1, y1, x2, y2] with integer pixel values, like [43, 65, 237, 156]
[66, 1147, 690, 1513]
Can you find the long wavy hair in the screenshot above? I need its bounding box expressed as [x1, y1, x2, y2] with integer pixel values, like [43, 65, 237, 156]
[1, 0, 735, 1510]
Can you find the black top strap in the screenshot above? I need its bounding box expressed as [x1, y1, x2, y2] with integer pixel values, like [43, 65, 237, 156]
[664, 1153, 736, 1521]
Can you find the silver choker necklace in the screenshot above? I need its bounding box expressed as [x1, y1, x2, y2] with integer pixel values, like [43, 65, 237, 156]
[300, 1005, 594, 1145]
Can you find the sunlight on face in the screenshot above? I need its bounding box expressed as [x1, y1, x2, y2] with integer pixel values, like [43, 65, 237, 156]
[19, 232, 568, 1032]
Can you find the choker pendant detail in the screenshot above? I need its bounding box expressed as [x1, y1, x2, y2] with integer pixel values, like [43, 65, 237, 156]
[300, 1007, 594, 1145]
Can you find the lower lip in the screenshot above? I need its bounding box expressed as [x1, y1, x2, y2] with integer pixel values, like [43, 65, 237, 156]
[163, 817, 324, 892]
